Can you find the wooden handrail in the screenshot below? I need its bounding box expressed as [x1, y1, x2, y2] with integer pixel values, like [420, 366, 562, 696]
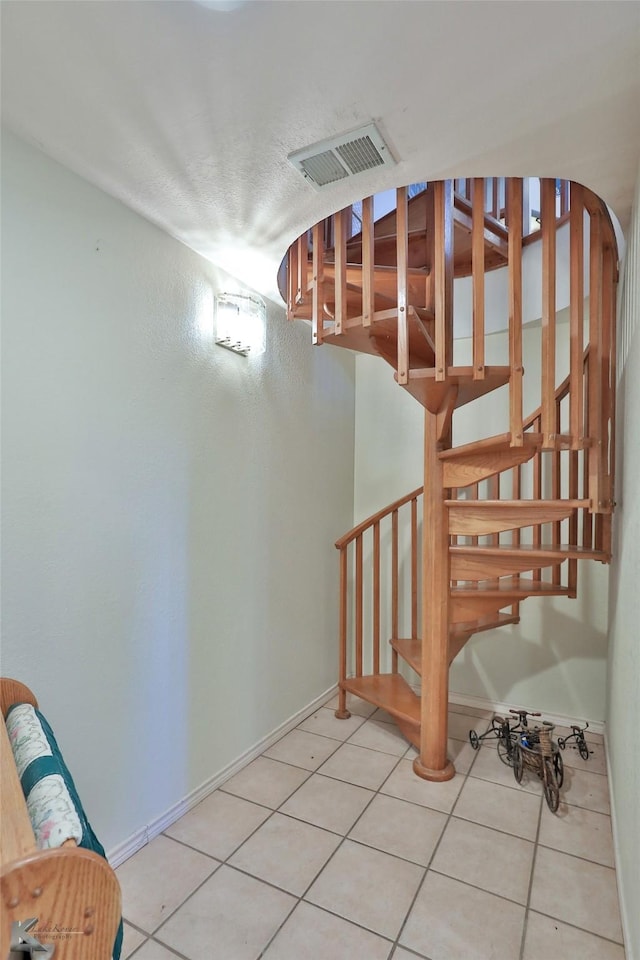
[335, 486, 423, 550]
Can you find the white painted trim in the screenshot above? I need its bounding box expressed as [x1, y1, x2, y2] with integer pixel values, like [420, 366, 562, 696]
[107, 683, 338, 868]
[443, 687, 606, 735]
[605, 729, 634, 960]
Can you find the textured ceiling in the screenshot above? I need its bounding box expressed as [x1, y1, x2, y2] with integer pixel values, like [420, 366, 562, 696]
[2, 1, 639, 301]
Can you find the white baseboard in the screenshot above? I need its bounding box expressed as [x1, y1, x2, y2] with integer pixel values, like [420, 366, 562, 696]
[107, 683, 338, 868]
[605, 730, 634, 960]
[445, 688, 606, 736]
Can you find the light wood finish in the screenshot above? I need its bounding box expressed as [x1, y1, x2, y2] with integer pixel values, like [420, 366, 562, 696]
[355, 535, 363, 677]
[336, 549, 349, 717]
[589, 211, 604, 511]
[541, 178, 557, 445]
[441, 434, 539, 488]
[361, 196, 374, 327]
[341, 674, 420, 727]
[373, 521, 381, 675]
[0, 678, 121, 960]
[472, 178, 485, 380]
[312, 221, 324, 345]
[416, 410, 454, 781]
[401, 365, 511, 413]
[569, 183, 584, 446]
[433, 180, 454, 382]
[452, 578, 572, 600]
[334, 208, 347, 335]
[396, 186, 410, 384]
[392, 510, 399, 673]
[447, 500, 586, 536]
[450, 543, 608, 581]
[508, 177, 524, 444]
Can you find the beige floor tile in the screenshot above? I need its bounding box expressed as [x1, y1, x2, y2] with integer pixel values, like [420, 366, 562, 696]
[325, 693, 377, 718]
[131, 941, 182, 960]
[448, 711, 492, 742]
[347, 719, 412, 756]
[279, 772, 373, 834]
[404, 737, 477, 775]
[306, 839, 424, 940]
[262, 900, 392, 960]
[164, 790, 270, 860]
[117, 835, 218, 933]
[562, 764, 611, 813]
[448, 701, 494, 719]
[539, 803, 615, 866]
[155, 865, 295, 960]
[530, 846, 623, 943]
[468, 741, 541, 794]
[522, 910, 626, 960]
[400, 871, 525, 960]
[393, 949, 428, 960]
[228, 812, 341, 895]
[317, 742, 401, 790]
[298, 706, 367, 740]
[220, 756, 310, 809]
[561, 739, 608, 775]
[381, 759, 465, 813]
[264, 729, 340, 770]
[349, 793, 447, 866]
[454, 775, 541, 840]
[121, 922, 146, 958]
[431, 817, 534, 904]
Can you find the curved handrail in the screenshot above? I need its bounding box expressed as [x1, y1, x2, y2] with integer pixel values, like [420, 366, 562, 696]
[335, 486, 423, 550]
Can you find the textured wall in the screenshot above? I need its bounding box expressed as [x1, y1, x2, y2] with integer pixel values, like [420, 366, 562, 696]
[1, 130, 355, 852]
[607, 161, 640, 960]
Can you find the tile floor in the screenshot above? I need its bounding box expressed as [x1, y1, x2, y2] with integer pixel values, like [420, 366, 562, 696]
[117, 695, 626, 960]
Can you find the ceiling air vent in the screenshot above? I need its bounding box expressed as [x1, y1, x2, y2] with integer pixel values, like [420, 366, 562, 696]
[288, 123, 395, 189]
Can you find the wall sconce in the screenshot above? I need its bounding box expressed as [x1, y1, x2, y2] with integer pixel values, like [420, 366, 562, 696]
[215, 292, 266, 357]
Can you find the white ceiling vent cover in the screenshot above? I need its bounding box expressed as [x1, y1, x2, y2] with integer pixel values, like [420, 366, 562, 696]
[288, 123, 395, 189]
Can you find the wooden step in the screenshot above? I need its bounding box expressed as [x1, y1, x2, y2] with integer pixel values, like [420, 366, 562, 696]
[450, 596, 509, 622]
[391, 615, 519, 674]
[450, 543, 609, 580]
[440, 433, 542, 488]
[451, 577, 572, 600]
[399, 366, 511, 414]
[341, 674, 420, 728]
[447, 499, 588, 536]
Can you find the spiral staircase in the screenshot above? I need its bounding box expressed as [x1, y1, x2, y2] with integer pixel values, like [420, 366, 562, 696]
[280, 178, 618, 782]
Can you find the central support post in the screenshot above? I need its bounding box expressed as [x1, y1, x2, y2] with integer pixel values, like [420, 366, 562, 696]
[413, 408, 455, 782]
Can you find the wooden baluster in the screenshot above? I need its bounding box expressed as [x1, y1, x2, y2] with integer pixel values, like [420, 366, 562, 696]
[312, 221, 325, 345]
[569, 183, 584, 447]
[561, 180, 569, 217]
[533, 415, 542, 583]
[434, 180, 454, 382]
[334, 209, 347, 336]
[335, 548, 350, 717]
[373, 521, 381, 674]
[508, 178, 524, 445]
[362, 196, 374, 328]
[355, 535, 363, 677]
[600, 243, 615, 518]
[569, 446, 579, 597]
[582, 359, 593, 548]
[472, 178, 485, 381]
[492, 177, 499, 219]
[601, 243, 617, 556]
[411, 497, 418, 640]
[512, 459, 522, 619]
[287, 242, 299, 320]
[552, 405, 562, 585]
[589, 212, 604, 514]
[392, 510, 399, 672]
[541, 178, 557, 446]
[396, 186, 409, 384]
[297, 231, 308, 306]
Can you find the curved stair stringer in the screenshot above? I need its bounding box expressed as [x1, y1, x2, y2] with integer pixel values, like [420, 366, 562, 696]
[282, 177, 618, 782]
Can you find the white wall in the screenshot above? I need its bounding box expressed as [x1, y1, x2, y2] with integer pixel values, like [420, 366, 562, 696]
[0, 130, 355, 852]
[607, 160, 640, 960]
[354, 316, 610, 723]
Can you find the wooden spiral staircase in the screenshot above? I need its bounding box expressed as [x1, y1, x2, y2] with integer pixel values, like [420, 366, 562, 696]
[281, 178, 618, 782]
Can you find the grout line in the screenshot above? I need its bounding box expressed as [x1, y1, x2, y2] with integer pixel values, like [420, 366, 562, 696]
[526, 907, 627, 948]
[519, 780, 544, 960]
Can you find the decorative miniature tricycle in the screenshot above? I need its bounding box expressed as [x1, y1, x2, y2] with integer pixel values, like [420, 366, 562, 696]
[511, 721, 564, 812]
[557, 722, 592, 760]
[469, 708, 541, 766]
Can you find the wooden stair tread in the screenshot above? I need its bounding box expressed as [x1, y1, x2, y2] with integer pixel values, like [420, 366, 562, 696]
[450, 543, 609, 562]
[342, 674, 420, 726]
[439, 432, 543, 459]
[390, 614, 518, 675]
[399, 366, 512, 413]
[448, 499, 589, 536]
[451, 577, 571, 599]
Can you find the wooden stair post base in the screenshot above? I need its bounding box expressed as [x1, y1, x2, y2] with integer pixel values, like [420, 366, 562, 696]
[413, 755, 456, 782]
[334, 709, 351, 720]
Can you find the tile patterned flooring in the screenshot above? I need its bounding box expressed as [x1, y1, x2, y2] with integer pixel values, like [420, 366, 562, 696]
[117, 695, 626, 960]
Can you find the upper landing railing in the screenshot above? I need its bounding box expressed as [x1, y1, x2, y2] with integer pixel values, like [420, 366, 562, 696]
[281, 177, 618, 518]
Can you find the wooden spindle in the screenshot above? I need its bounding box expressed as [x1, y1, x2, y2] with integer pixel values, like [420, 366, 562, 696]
[541, 178, 557, 446]
[568, 448, 579, 596]
[411, 497, 418, 639]
[373, 521, 381, 674]
[336, 548, 349, 717]
[533, 416, 542, 582]
[569, 183, 584, 447]
[396, 186, 409, 384]
[588, 212, 603, 512]
[434, 180, 454, 382]
[362, 196, 374, 328]
[508, 178, 524, 445]
[287, 242, 298, 320]
[312, 221, 325, 345]
[334, 209, 347, 336]
[392, 509, 399, 672]
[582, 360, 593, 548]
[552, 406, 562, 585]
[355, 535, 363, 677]
[472, 178, 485, 380]
[297, 231, 308, 305]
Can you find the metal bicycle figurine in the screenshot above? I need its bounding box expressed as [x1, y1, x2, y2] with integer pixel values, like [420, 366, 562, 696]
[512, 721, 563, 812]
[469, 708, 541, 766]
[557, 723, 591, 760]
